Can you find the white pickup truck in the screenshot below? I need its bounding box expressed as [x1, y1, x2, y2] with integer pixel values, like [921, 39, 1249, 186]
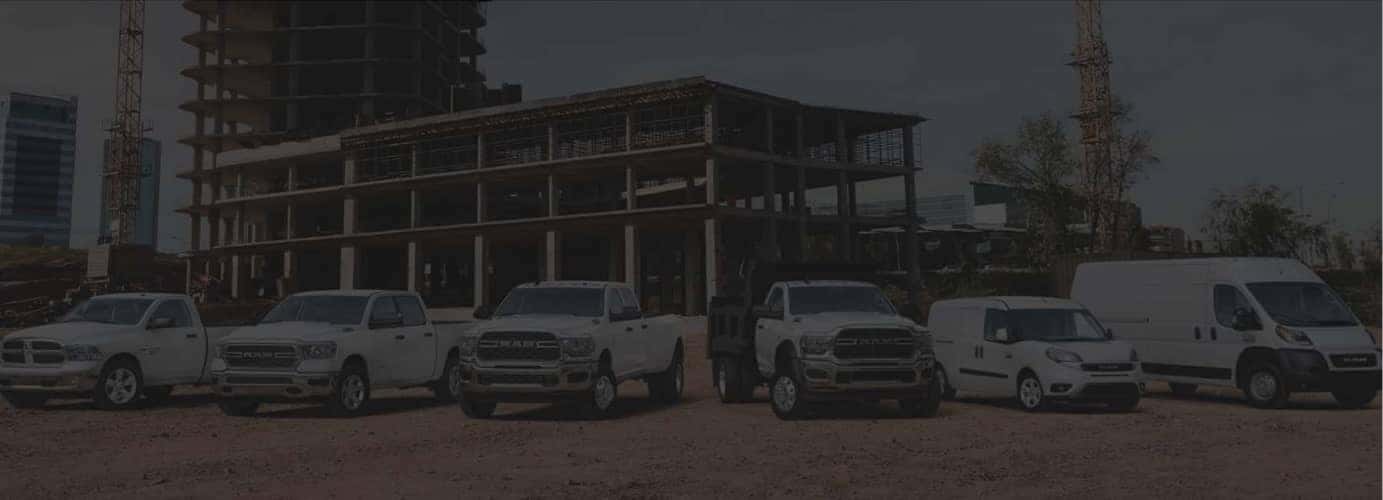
[0, 293, 236, 410]
[457, 281, 685, 419]
[211, 290, 468, 417]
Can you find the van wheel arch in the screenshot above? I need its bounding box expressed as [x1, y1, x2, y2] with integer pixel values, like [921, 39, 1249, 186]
[1235, 347, 1279, 389]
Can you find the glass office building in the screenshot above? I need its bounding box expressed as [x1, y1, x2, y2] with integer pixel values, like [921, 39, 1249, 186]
[0, 89, 78, 247]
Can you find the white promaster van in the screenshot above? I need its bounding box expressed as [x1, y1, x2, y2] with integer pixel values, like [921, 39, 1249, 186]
[1072, 258, 1380, 409]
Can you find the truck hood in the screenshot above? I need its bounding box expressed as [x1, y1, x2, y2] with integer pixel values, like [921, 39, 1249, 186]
[1039, 339, 1135, 363]
[5, 322, 141, 345]
[796, 312, 918, 334]
[470, 315, 600, 337]
[1295, 325, 1378, 349]
[220, 322, 356, 344]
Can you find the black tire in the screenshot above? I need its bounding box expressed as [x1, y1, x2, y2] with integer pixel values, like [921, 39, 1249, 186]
[325, 362, 371, 417]
[1331, 388, 1378, 409]
[900, 372, 943, 418]
[431, 355, 463, 403]
[1107, 393, 1140, 412]
[647, 349, 685, 404]
[459, 394, 497, 419]
[217, 399, 260, 417]
[1016, 372, 1046, 412]
[713, 356, 754, 404]
[769, 361, 809, 420]
[1, 392, 48, 409]
[1168, 383, 1198, 397]
[93, 358, 144, 410]
[578, 368, 618, 420]
[936, 363, 957, 400]
[142, 386, 174, 405]
[1242, 363, 1290, 409]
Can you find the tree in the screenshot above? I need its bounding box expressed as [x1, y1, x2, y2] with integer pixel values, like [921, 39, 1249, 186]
[973, 113, 1079, 267]
[1201, 184, 1327, 260]
[1102, 97, 1160, 251]
[1331, 232, 1356, 270]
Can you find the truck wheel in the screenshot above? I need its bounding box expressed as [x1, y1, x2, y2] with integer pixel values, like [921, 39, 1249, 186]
[1243, 363, 1289, 409]
[1169, 383, 1198, 396]
[1331, 388, 1377, 409]
[648, 351, 685, 404]
[900, 373, 943, 418]
[770, 363, 809, 420]
[217, 399, 260, 417]
[936, 363, 957, 400]
[459, 394, 497, 419]
[431, 355, 463, 403]
[578, 368, 618, 420]
[142, 386, 174, 406]
[326, 362, 371, 417]
[1, 392, 48, 409]
[713, 357, 753, 404]
[93, 358, 143, 410]
[1017, 372, 1047, 412]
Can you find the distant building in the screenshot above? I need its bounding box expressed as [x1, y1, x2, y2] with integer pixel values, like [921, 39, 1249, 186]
[1145, 225, 1186, 253]
[98, 138, 161, 248]
[0, 89, 77, 247]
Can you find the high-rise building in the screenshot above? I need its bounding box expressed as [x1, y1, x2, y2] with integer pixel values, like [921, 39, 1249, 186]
[0, 89, 78, 247]
[99, 138, 161, 248]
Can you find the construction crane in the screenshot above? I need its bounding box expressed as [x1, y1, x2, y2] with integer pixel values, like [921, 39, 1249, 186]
[88, 0, 153, 292]
[1070, 0, 1116, 252]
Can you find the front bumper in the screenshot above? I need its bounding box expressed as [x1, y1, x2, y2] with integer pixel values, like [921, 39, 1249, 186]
[0, 363, 101, 394]
[212, 370, 336, 401]
[1277, 348, 1382, 393]
[1041, 365, 1143, 401]
[797, 355, 935, 401]
[458, 360, 598, 401]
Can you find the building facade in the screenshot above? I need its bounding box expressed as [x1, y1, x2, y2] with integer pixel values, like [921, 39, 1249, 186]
[178, 77, 925, 314]
[99, 138, 161, 248]
[0, 89, 78, 247]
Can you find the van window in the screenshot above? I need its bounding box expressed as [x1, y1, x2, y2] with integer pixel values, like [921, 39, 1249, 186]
[983, 309, 1008, 341]
[1246, 282, 1357, 327]
[1214, 285, 1257, 328]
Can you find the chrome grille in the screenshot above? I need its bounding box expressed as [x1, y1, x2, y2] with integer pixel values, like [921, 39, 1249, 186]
[222, 344, 299, 369]
[833, 329, 915, 360]
[477, 331, 560, 362]
[0, 339, 65, 366]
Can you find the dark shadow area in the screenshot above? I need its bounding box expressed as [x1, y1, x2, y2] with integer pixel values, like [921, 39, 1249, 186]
[1140, 389, 1370, 411]
[945, 395, 1142, 415]
[489, 392, 702, 422]
[253, 395, 450, 419]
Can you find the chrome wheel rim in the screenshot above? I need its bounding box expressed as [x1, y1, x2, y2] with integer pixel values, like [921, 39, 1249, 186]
[593, 375, 615, 410]
[716, 362, 727, 398]
[341, 375, 366, 410]
[104, 368, 138, 405]
[772, 376, 797, 412]
[1250, 372, 1278, 401]
[447, 364, 463, 398]
[1019, 377, 1042, 409]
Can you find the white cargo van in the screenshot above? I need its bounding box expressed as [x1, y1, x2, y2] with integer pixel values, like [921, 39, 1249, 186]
[930, 297, 1141, 411]
[1072, 258, 1380, 409]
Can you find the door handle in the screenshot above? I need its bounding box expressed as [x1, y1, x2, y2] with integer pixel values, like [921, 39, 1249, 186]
[423, 332, 434, 338]
[641, 324, 647, 330]
[395, 335, 406, 340]
[1194, 327, 1201, 340]
[625, 327, 633, 332]
[757, 324, 764, 329]
[1004, 353, 1012, 359]
[1210, 328, 1218, 341]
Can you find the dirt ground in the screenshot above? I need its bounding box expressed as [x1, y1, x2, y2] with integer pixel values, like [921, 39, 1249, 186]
[1, 331, 1378, 499]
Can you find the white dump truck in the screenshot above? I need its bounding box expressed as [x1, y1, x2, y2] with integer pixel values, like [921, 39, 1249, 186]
[0, 293, 236, 410]
[211, 290, 469, 417]
[457, 281, 686, 419]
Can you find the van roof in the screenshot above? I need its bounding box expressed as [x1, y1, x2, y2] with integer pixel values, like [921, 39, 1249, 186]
[1076, 257, 1319, 283]
[514, 281, 624, 289]
[95, 292, 189, 300]
[932, 296, 1085, 310]
[782, 280, 877, 288]
[294, 289, 397, 298]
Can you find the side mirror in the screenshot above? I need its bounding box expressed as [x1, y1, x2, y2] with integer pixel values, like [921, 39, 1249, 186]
[752, 304, 783, 320]
[1232, 308, 1261, 331]
[148, 317, 174, 330]
[473, 304, 493, 320]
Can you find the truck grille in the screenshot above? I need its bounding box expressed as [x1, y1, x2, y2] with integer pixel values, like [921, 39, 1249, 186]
[0, 339, 65, 366]
[222, 344, 299, 369]
[477, 373, 557, 386]
[1330, 353, 1378, 369]
[477, 331, 560, 362]
[1082, 363, 1134, 372]
[836, 370, 915, 384]
[833, 329, 914, 360]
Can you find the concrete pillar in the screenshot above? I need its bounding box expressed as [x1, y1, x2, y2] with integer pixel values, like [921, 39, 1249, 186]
[235, 172, 245, 198]
[344, 156, 356, 184]
[475, 182, 487, 222]
[184, 259, 194, 295]
[625, 165, 636, 210]
[411, 144, 420, 177]
[343, 196, 357, 234]
[476, 133, 486, 169]
[705, 157, 717, 206]
[190, 214, 203, 251]
[546, 230, 561, 281]
[703, 95, 717, 144]
[230, 255, 242, 298]
[285, 204, 295, 239]
[704, 218, 718, 305]
[287, 165, 297, 191]
[547, 174, 558, 217]
[473, 235, 488, 306]
[340, 245, 356, 290]
[624, 224, 638, 290]
[281, 249, 294, 297]
[547, 124, 556, 161]
[407, 241, 419, 291]
[234, 205, 245, 244]
[625, 109, 635, 150]
[410, 190, 419, 228]
[765, 162, 778, 252]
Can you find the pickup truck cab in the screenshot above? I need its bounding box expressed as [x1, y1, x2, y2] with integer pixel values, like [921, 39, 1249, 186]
[714, 280, 940, 420]
[211, 290, 467, 417]
[458, 281, 685, 419]
[929, 297, 1142, 412]
[0, 293, 235, 410]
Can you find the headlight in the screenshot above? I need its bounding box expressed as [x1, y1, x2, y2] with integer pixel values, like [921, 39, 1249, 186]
[1275, 325, 1313, 346]
[1045, 347, 1082, 365]
[299, 342, 337, 360]
[800, 335, 834, 356]
[1129, 349, 1139, 362]
[560, 337, 595, 358]
[64, 344, 103, 362]
[457, 337, 478, 358]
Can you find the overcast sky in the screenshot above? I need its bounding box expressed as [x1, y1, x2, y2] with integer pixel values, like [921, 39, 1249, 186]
[0, 1, 1377, 252]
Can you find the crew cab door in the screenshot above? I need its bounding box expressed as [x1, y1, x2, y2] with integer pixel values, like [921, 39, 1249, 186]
[367, 296, 408, 385]
[754, 285, 788, 378]
[393, 295, 436, 383]
[606, 287, 645, 379]
[616, 287, 654, 373]
[143, 299, 203, 385]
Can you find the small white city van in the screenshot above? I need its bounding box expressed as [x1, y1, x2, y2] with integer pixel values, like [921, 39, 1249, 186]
[929, 297, 1141, 412]
[1072, 258, 1380, 409]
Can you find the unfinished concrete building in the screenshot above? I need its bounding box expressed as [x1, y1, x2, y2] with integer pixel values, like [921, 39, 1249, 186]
[179, 0, 504, 271]
[182, 77, 924, 314]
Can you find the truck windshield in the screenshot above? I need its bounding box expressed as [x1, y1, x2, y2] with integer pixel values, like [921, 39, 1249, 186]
[1003, 309, 1107, 342]
[1246, 282, 1357, 327]
[259, 296, 369, 326]
[61, 298, 155, 325]
[789, 286, 895, 315]
[494, 288, 603, 318]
